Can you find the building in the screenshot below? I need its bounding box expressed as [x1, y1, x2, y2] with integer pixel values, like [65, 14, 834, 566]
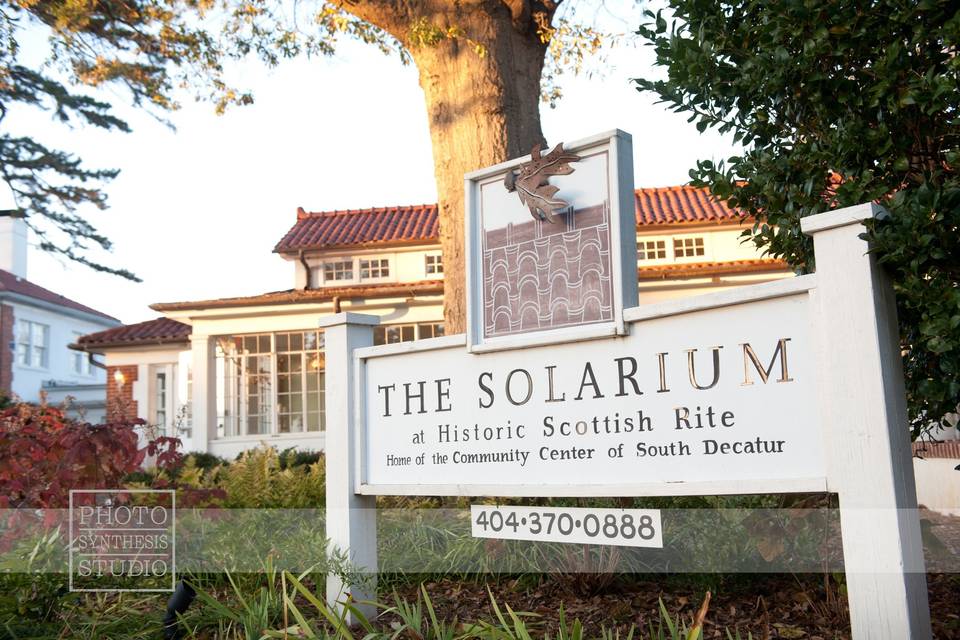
[0, 214, 120, 422]
[74, 185, 792, 458]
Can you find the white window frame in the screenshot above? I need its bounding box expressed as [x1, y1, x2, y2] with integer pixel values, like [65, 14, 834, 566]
[155, 370, 168, 432]
[359, 257, 391, 281]
[637, 238, 668, 262]
[72, 331, 92, 376]
[322, 259, 355, 284]
[16, 319, 49, 369]
[425, 252, 444, 276]
[215, 331, 326, 439]
[373, 322, 445, 345]
[673, 235, 707, 260]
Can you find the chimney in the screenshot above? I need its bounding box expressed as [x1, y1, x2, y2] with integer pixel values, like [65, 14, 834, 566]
[0, 211, 27, 278]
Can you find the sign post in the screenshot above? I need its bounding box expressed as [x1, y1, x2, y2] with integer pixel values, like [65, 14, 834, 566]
[321, 312, 379, 621]
[320, 131, 931, 637]
[802, 204, 931, 638]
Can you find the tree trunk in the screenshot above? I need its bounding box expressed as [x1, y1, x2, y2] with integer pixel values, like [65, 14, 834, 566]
[342, 2, 551, 334]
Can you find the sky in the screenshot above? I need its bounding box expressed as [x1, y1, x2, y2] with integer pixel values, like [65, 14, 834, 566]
[7, 7, 739, 325]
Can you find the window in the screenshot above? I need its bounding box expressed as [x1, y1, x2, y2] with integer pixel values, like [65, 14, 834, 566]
[374, 325, 415, 345]
[216, 331, 325, 438]
[72, 331, 91, 375]
[16, 320, 48, 368]
[638, 240, 666, 261]
[425, 254, 443, 275]
[417, 323, 445, 339]
[360, 258, 390, 279]
[674, 236, 705, 258]
[323, 260, 353, 282]
[155, 371, 167, 431]
[373, 323, 444, 345]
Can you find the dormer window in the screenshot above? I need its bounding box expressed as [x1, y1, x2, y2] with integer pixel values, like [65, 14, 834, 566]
[323, 260, 353, 282]
[673, 236, 705, 258]
[638, 240, 666, 261]
[425, 253, 443, 275]
[360, 258, 390, 279]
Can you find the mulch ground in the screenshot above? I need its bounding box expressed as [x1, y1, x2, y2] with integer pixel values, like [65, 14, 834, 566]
[386, 572, 959, 639]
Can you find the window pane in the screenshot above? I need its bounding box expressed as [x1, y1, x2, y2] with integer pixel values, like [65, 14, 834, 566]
[289, 333, 303, 351]
[401, 326, 415, 342]
[276, 333, 288, 352]
[373, 327, 386, 345]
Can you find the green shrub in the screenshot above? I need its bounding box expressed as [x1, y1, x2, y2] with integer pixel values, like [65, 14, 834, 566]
[205, 445, 325, 508]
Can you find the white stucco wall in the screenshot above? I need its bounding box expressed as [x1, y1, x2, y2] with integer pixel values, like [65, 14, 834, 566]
[8, 300, 116, 403]
[290, 244, 445, 289]
[913, 458, 960, 516]
[168, 294, 443, 457]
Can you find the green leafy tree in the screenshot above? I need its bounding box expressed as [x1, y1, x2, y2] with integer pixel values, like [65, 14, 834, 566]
[0, 1, 248, 279]
[5, 1, 631, 321]
[635, 0, 960, 436]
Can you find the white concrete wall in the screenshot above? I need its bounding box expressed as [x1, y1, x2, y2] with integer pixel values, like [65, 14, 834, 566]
[9, 301, 114, 403]
[42, 382, 107, 424]
[913, 458, 960, 516]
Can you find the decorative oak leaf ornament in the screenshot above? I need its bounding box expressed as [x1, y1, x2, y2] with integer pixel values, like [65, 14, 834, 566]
[503, 142, 581, 223]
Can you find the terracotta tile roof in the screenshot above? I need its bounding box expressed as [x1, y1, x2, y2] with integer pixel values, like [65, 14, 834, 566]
[275, 204, 440, 253]
[76, 317, 190, 349]
[633, 185, 738, 225]
[913, 441, 960, 460]
[275, 186, 743, 253]
[0, 269, 118, 322]
[637, 259, 790, 280]
[151, 280, 444, 313]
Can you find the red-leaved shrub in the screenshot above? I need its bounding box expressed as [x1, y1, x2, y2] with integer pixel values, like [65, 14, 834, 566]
[0, 403, 146, 509]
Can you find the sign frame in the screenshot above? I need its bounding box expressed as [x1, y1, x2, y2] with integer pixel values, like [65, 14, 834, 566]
[463, 129, 638, 353]
[352, 274, 826, 498]
[325, 196, 932, 637]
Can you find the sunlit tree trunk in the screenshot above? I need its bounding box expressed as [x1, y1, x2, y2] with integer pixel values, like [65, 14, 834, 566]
[343, 1, 553, 333]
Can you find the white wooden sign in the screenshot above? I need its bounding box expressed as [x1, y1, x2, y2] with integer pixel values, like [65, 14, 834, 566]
[358, 286, 824, 496]
[321, 141, 932, 638]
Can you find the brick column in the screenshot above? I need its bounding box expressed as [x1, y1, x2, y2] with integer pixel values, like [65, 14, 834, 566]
[0, 304, 13, 397]
[106, 364, 139, 421]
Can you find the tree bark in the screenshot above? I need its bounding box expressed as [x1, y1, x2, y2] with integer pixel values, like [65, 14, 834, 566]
[341, 1, 552, 333]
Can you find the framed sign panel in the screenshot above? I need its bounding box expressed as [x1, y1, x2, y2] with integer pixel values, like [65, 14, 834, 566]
[465, 130, 638, 353]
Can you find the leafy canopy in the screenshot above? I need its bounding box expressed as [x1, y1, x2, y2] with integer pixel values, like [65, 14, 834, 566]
[636, 0, 960, 436]
[3, 0, 629, 278]
[0, 0, 249, 279]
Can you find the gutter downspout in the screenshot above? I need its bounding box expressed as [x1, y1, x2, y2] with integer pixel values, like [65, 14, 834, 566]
[298, 250, 311, 290]
[67, 343, 107, 371]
